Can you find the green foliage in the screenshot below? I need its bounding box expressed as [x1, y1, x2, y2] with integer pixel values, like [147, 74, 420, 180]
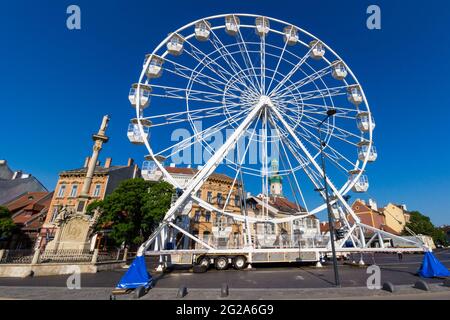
[86, 200, 104, 215]
[94, 178, 173, 247]
[0, 206, 16, 239]
[403, 211, 448, 246]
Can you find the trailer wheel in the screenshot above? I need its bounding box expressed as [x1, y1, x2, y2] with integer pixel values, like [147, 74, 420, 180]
[197, 256, 210, 269]
[232, 256, 247, 270]
[215, 256, 228, 270]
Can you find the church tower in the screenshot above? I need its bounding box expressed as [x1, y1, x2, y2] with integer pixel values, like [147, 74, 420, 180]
[269, 159, 283, 197]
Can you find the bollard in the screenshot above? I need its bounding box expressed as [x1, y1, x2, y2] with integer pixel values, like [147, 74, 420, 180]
[221, 283, 229, 298]
[414, 280, 430, 291]
[443, 278, 450, 288]
[177, 285, 188, 298]
[135, 286, 146, 299]
[382, 282, 395, 293]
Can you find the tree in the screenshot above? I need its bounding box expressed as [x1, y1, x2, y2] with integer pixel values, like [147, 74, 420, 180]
[91, 178, 173, 247]
[0, 206, 16, 240]
[403, 211, 448, 246]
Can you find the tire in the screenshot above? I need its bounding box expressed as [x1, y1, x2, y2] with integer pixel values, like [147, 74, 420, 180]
[232, 256, 247, 270]
[197, 256, 210, 269]
[193, 264, 208, 273]
[215, 256, 229, 270]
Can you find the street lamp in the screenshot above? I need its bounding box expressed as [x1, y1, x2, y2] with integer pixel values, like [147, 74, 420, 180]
[317, 109, 341, 287]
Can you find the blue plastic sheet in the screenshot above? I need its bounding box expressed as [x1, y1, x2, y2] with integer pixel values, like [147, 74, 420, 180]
[418, 251, 450, 278]
[116, 255, 153, 289]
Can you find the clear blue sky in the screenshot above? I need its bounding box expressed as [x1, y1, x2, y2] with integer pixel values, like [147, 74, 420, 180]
[1, 1, 449, 225]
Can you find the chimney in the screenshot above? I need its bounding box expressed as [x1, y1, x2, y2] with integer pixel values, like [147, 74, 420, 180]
[127, 158, 134, 167]
[368, 199, 378, 211]
[0, 160, 6, 166]
[104, 157, 112, 169]
[84, 157, 91, 168]
[96, 161, 101, 166]
[12, 170, 22, 179]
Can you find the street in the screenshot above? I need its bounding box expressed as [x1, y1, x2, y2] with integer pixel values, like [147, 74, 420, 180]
[0, 250, 449, 299]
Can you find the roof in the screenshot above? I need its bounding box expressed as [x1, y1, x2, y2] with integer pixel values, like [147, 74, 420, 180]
[0, 160, 14, 180]
[320, 222, 329, 234]
[249, 195, 311, 218]
[0, 176, 48, 205]
[352, 199, 384, 215]
[164, 166, 234, 183]
[5, 192, 52, 213]
[60, 165, 129, 176]
[4, 192, 53, 229]
[269, 196, 306, 214]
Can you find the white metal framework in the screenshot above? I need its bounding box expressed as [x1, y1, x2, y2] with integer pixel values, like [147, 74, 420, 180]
[127, 14, 425, 267]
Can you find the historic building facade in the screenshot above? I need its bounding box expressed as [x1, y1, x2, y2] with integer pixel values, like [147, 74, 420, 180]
[39, 157, 139, 249]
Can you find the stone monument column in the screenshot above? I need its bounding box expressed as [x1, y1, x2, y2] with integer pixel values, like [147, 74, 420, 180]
[77, 115, 110, 212]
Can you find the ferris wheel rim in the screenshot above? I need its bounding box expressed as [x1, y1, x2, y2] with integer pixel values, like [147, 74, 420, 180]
[133, 13, 375, 207]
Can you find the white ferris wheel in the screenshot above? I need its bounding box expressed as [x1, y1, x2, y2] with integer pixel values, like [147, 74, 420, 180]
[126, 14, 423, 267]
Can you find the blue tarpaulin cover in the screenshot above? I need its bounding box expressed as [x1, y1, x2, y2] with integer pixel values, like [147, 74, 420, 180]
[116, 256, 153, 289]
[418, 251, 450, 278]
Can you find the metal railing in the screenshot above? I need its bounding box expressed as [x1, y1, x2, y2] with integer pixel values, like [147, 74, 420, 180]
[39, 249, 93, 263]
[0, 248, 132, 265]
[0, 249, 34, 264]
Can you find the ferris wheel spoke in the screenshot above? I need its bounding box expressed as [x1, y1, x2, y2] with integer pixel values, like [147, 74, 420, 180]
[278, 85, 348, 102]
[182, 38, 250, 92]
[148, 107, 244, 128]
[275, 64, 334, 99]
[280, 116, 357, 174]
[223, 111, 263, 211]
[234, 25, 263, 93]
[157, 108, 252, 159]
[269, 115, 331, 205]
[299, 116, 360, 147]
[163, 57, 243, 94]
[300, 112, 364, 142]
[266, 40, 289, 95]
[207, 28, 260, 93]
[268, 46, 314, 97]
[269, 114, 309, 212]
[149, 84, 240, 104]
[300, 101, 358, 115]
[260, 33, 266, 95]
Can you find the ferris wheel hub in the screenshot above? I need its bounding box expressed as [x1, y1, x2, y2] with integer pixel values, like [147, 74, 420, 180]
[258, 95, 274, 108]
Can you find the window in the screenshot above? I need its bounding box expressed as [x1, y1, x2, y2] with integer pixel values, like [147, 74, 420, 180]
[205, 211, 211, 222]
[57, 184, 66, 198]
[196, 190, 202, 199]
[217, 193, 223, 206]
[207, 191, 213, 203]
[234, 195, 240, 207]
[265, 223, 275, 234]
[194, 211, 201, 222]
[70, 185, 78, 198]
[93, 184, 101, 197]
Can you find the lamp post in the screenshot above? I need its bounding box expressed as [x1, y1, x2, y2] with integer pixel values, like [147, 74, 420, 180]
[318, 109, 341, 287]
